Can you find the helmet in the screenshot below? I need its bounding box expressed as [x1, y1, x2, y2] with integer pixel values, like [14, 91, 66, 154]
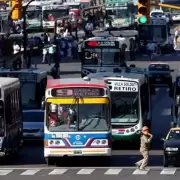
[142, 126, 149, 132]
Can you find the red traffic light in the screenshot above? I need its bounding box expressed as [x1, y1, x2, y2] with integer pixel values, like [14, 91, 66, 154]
[138, 6, 147, 14]
[139, 0, 148, 4]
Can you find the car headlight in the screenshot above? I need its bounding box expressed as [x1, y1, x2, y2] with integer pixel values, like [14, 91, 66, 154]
[165, 147, 178, 151]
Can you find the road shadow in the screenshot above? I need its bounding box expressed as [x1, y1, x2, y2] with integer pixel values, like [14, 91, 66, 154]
[60, 71, 81, 75]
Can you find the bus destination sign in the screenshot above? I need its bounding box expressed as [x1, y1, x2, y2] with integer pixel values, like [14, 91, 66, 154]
[51, 87, 104, 97]
[85, 41, 118, 48]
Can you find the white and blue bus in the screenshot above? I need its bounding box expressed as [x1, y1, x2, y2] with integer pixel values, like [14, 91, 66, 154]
[43, 77, 111, 165]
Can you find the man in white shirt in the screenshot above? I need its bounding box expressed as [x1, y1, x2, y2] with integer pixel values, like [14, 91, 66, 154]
[146, 41, 157, 55]
[13, 43, 20, 55]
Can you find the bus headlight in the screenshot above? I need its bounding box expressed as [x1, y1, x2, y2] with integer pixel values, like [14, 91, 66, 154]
[91, 139, 108, 146]
[130, 128, 135, 132]
[47, 140, 66, 147]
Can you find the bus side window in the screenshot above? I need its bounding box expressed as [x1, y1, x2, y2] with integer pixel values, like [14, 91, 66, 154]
[5, 94, 12, 125]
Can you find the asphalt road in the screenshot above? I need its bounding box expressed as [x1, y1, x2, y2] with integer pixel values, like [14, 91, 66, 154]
[1, 25, 180, 179]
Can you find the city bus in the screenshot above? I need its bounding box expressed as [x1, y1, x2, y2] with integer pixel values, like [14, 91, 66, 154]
[22, 1, 43, 31]
[81, 36, 127, 77]
[43, 77, 111, 165]
[0, 77, 22, 159]
[87, 67, 153, 145]
[0, 68, 47, 110]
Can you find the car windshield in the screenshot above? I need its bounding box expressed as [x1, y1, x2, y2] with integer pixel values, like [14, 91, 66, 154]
[83, 48, 120, 65]
[151, 12, 164, 17]
[148, 64, 170, 71]
[111, 92, 139, 123]
[47, 101, 110, 132]
[23, 111, 44, 122]
[168, 130, 180, 140]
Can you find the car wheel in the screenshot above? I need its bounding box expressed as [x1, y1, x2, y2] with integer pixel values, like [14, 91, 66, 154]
[163, 156, 169, 167]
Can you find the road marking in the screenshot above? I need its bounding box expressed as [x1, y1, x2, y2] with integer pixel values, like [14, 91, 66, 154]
[49, 169, 68, 175]
[160, 168, 177, 175]
[0, 170, 13, 175]
[132, 169, 149, 175]
[104, 169, 122, 175]
[77, 169, 95, 175]
[20, 169, 40, 175]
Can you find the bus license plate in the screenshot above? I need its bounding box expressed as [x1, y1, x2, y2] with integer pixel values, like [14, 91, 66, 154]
[73, 150, 82, 155]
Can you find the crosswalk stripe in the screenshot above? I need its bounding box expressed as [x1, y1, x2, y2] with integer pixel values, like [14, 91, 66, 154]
[132, 169, 149, 175]
[20, 169, 40, 175]
[77, 169, 95, 175]
[49, 169, 68, 175]
[160, 168, 177, 175]
[104, 169, 122, 175]
[0, 170, 13, 175]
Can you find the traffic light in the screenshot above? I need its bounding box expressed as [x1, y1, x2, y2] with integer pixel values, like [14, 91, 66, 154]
[11, 0, 22, 20]
[138, 0, 150, 24]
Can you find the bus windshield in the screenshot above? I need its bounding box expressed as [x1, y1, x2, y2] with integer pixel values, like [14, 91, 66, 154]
[47, 102, 110, 132]
[21, 83, 37, 109]
[26, 10, 42, 21]
[106, 8, 129, 19]
[111, 92, 139, 123]
[43, 9, 68, 21]
[83, 48, 120, 65]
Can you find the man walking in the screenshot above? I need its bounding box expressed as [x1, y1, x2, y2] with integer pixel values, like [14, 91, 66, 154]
[135, 126, 153, 170]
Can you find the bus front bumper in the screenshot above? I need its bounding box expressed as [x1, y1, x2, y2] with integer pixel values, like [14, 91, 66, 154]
[112, 133, 140, 142]
[44, 148, 111, 157]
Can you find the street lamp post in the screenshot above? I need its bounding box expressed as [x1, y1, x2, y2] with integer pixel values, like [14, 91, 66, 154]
[23, 0, 34, 68]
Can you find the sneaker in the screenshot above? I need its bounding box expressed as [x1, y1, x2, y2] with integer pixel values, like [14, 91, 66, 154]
[139, 167, 147, 170]
[135, 163, 140, 169]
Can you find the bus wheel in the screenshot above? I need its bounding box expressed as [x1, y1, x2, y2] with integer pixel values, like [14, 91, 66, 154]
[45, 157, 55, 166]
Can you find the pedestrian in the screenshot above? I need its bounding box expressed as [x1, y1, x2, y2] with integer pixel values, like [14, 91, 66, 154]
[135, 126, 153, 170]
[48, 44, 56, 65]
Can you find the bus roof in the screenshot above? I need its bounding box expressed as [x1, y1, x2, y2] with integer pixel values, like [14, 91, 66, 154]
[85, 36, 126, 42]
[0, 77, 19, 87]
[87, 71, 146, 85]
[0, 68, 47, 75]
[23, 1, 42, 6]
[47, 78, 108, 89]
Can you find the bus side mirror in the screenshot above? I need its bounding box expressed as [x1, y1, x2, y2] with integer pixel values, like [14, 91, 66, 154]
[0, 100, 4, 118]
[41, 97, 45, 109]
[176, 95, 180, 106]
[150, 86, 156, 95]
[170, 121, 175, 128]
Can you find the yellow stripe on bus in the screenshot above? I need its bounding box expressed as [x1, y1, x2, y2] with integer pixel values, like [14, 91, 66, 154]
[47, 98, 110, 104]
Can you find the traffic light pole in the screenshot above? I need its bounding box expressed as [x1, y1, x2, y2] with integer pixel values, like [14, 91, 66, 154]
[23, 0, 34, 68]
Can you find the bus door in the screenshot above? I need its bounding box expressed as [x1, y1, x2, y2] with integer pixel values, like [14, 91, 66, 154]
[0, 100, 5, 137]
[35, 74, 47, 108]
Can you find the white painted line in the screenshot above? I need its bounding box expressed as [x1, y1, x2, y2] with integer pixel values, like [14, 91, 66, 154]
[0, 170, 13, 175]
[49, 169, 68, 175]
[160, 168, 177, 175]
[133, 169, 149, 175]
[77, 169, 95, 175]
[104, 169, 122, 175]
[20, 169, 40, 175]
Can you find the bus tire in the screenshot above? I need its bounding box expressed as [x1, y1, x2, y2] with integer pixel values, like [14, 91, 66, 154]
[45, 157, 54, 166]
